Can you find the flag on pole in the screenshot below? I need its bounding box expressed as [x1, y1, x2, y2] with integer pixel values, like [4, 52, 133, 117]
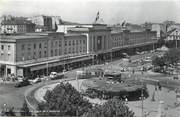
[55, 22, 58, 31]
[59, 18, 63, 24]
[122, 20, 126, 27]
[95, 11, 100, 22]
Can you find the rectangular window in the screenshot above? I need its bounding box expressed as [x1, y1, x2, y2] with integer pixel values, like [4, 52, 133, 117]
[64, 48, 67, 54]
[55, 41, 58, 47]
[51, 50, 53, 56]
[44, 51, 47, 57]
[68, 47, 71, 54]
[28, 44, 31, 50]
[8, 45, 10, 50]
[33, 52, 36, 59]
[39, 43, 42, 49]
[69, 41, 71, 46]
[59, 41, 61, 47]
[44, 42, 47, 48]
[39, 51, 41, 58]
[34, 44, 36, 49]
[55, 49, 57, 56]
[80, 47, 82, 52]
[76, 47, 78, 53]
[83, 47, 86, 52]
[65, 41, 67, 46]
[59, 49, 61, 55]
[21, 44, 25, 50]
[51, 42, 53, 47]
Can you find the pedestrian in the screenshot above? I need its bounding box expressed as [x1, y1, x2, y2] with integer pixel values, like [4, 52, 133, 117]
[125, 98, 128, 104]
[132, 69, 135, 74]
[151, 91, 155, 101]
[158, 84, 162, 91]
[155, 85, 157, 91]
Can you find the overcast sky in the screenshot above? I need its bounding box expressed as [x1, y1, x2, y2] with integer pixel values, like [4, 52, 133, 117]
[0, 0, 180, 24]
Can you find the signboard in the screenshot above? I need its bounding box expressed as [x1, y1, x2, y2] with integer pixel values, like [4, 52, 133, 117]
[17, 68, 23, 77]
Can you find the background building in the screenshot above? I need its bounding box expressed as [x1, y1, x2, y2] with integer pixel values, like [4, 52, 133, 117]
[28, 15, 52, 32]
[0, 22, 157, 78]
[167, 28, 180, 41]
[0, 17, 35, 34]
[51, 16, 62, 31]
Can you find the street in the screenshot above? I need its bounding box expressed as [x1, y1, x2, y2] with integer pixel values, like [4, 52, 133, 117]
[0, 51, 180, 117]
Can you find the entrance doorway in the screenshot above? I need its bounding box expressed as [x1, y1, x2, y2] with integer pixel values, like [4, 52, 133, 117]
[7, 68, 11, 75]
[0, 65, 6, 77]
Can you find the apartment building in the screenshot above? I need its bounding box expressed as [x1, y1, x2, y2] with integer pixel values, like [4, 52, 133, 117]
[1, 18, 35, 34]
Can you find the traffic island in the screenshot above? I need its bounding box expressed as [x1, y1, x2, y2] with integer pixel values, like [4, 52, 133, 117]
[81, 78, 149, 101]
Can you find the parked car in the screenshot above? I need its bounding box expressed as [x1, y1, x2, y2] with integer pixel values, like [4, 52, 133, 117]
[144, 56, 152, 62]
[29, 77, 41, 84]
[50, 72, 57, 79]
[122, 53, 129, 58]
[14, 79, 30, 87]
[50, 72, 64, 80]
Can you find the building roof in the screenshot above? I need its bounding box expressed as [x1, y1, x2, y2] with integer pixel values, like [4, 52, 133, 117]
[0, 33, 48, 40]
[1, 19, 34, 25]
[68, 27, 90, 32]
[64, 33, 86, 37]
[167, 28, 180, 36]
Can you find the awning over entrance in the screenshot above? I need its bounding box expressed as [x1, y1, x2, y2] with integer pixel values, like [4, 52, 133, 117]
[17, 55, 94, 71]
[112, 41, 156, 51]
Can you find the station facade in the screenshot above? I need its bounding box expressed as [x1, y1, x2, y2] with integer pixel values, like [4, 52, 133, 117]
[0, 23, 157, 78]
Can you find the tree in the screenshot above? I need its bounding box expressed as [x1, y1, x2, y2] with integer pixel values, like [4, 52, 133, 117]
[152, 55, 166, 72]
[152, 56, 166, 67]
[163, 48, 180, 65]
[37, 82, 91, 116]
[83, 98, 134, 117]
[20, 100, 31, 116]
[157, 38, 165, 47]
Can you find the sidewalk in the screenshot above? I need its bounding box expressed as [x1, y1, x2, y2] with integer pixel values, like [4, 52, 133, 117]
[127, 84, 179, 117]
[0, 78, 18, 84]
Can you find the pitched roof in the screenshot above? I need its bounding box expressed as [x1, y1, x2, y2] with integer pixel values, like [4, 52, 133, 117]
[167, 28, 180, 36]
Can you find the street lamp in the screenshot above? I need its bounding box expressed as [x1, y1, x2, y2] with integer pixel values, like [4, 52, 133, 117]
[111, 49, 113, 62]
[3, 103, 7, 112]
[75, 71, 82, 117]
[76, 71, 82, 92]
[1, 103, 7, 116]
[46, 40, 49, 76]
[139, 80, 145, 117]
[175, 31, 178, 49]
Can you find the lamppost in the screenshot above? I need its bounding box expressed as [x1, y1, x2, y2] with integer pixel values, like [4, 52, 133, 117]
[75, 71, 81, 117]
[46, 40, 49, 76]
[2, 103, 7, 115]
[111, 49, 113, 62]
[175, 31, 178, 49]
[139, 80, 145, 117]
